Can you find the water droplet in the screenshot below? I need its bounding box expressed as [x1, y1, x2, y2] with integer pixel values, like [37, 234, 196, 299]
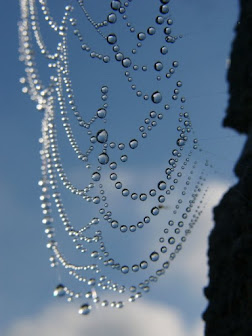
[147, 27, 156, 35]
[156, 16, 164, 24]
[122, 189, 129, 196]
[177, 138, 185, 146]
[120, 225, 128, 232]
[150, 251, 159, 262]
[111, 1, 121, 10]
[101, 86, 108, 94]
[129, 139, 138, 149]
[107, 33, 117, 44]
[160, 46, 168, 55]
[177, 80, 182, 87]
[158, 181, 166, 190]
[121, 266, 129, 274]
[140, 261, 148, 269]
[98, 153, 109, 165]
[107, 13, 117, 23]
[122, 57, 132, 67]
[53, 284, 65, 297]
[92, 172, 101, 181]
[110, 173, 117, 180]
[120, 155, 128, 162]
[154, 61, 163, 71]
[111, 220, 119, 228]
[96, 129, 108, 143]
[115, 52, 124, 61]
[132, 264, 139, 272]
[151, 207, 159, 216]
[151, 91, 162, 104]
[110, 162, 117, 169]
[137, 32, 146, 40]
[97, 108, 107, 118]
[160, 5, 169, 14]
[79, 304, 91, 315]
[140, 193, 147, 201]
[115, 181, 122, 189]
[168, 237, 175, 244]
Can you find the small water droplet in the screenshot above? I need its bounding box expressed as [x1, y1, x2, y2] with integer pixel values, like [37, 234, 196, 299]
[150, 251, 159, 262]
[97, 108, 107, 118]
[168, 237, 175, 244]
[154, 61, 163, 71]
[140, 261, 148, 269]
[147, 27, 156, 35]
[53, 284, 65, 297]
[151, 207, 159, 216]
[160, 4, 169, 14]
[92, 172, 101, 181]
[137, 32, 146, 40]
[107, 13, 117, 23]
[122, 57, 132, 67]
[96, 129, 108, 143]
[129, 139, 138, 149]
[111, 1, 121, 10]
[158, 181, 166, 190]
[98, 153, 109, 165]
[151, 91, 162, 104]
[79, 304, 91, 315]
[121, 266, 129, 274]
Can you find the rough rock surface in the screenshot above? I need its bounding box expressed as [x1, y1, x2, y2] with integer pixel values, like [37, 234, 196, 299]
[203, 0, 252, 335]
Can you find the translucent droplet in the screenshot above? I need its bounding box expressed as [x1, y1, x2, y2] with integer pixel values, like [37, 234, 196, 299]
[120, 225, 128, 232]
[97, 108, 107, 118]
[107, 13, 117, 23]
[140, 261, 148, 269]
[151, 207, 159, 216]
[101, 86, 108, 94]
[132, 264, 139, 272]
[151, 91, 162, 104]
[129, 139, 138, 149]
[150, 251, 159, 262]
[177, 138, 185, 146]
[53, 284, 65, 297]
[168, 237, 175, 244]
[111, 1, 121, 10]
[79, 304, 91, 315]
[98, 153, 109, 165]
[115, 52, 124, 61]
[137, 32, 146, 40]
[92, 172, 101, 182]
[120, 155, 128, 162]
[122, 189, 130, 196]
[110, 162, 117, 169]
[122, 57, 132, 67]
[121, 266, 129, 274]
[158, 181, 166, 190]
[156, 16, 164, 24]
[96, 129, 108, 143]
[147, 27, 156, 35]
[140, 193, 147, 201]
[111, 220, 119, 228]
[154, 61, 163, 71]
[160, 5, 169, 14]
[107, 33, 117, 44]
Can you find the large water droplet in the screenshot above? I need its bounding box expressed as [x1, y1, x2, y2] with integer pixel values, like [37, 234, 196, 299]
[160, 5, 169, 14]
[150, 251, 159, 262]
[98, 153, 109, 165]
[129, 139, 138, 149]
[79, 304, 91, 315]
[96, 129, 108, 143]
[151, 91, 162, 104]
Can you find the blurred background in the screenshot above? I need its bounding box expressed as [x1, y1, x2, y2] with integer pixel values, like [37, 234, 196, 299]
[0, 1, 246, 335]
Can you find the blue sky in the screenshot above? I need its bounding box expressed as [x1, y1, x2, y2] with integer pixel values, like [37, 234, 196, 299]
[0, 1, 246, 335]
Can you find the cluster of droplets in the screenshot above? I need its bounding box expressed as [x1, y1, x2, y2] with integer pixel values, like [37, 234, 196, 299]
[19, 0, 211, 315]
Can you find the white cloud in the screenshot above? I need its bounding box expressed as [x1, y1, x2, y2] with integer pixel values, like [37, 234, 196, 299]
[4, 300, 203, 336]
